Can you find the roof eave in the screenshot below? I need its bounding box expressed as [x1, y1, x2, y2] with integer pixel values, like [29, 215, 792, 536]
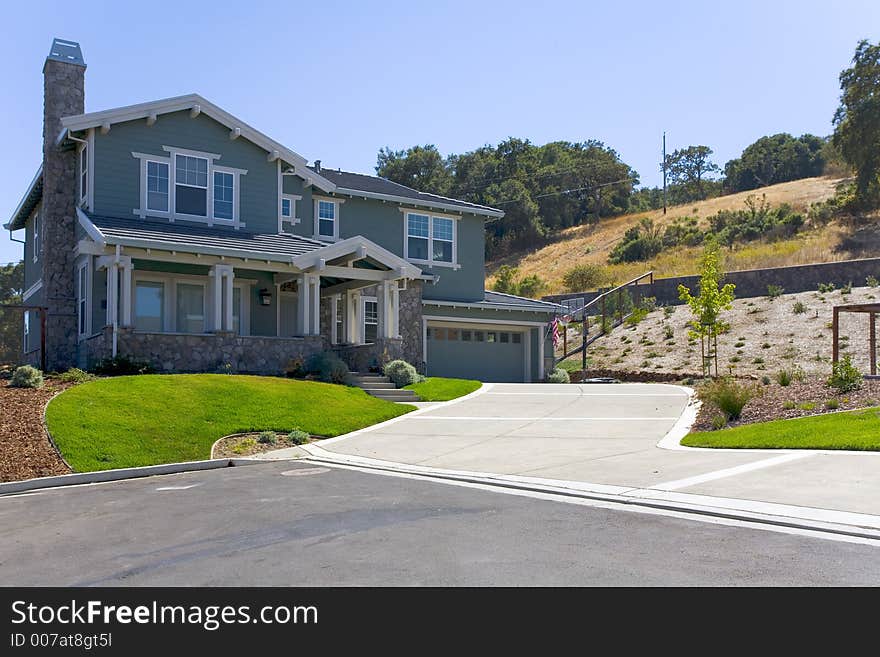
[6, 165, 43, 231]
[334, 186, 504, 219]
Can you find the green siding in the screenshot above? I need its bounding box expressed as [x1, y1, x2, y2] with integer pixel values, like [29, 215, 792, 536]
[93, 111, 279, 233]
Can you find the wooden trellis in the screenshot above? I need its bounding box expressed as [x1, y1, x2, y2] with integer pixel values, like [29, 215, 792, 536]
[832, 303, 880, 377]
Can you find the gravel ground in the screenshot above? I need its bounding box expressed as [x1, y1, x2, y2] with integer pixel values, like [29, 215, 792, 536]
[212, 432, 318, 458]
[0, 380, 72, 482]
[692, 375, 880, 431]
[569, 284, 880, 379]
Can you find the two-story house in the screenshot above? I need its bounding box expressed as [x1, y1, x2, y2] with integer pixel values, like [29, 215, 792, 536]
[5, 39, 559, 382]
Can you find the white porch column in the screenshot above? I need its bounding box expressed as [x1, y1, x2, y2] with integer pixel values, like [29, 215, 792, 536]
[537, 327, 545, 380]
[224, 268, 235, 332]
[345, 289, 361, 344]
[391, 282, 400, 338]
[106, 262, 118, 327]
[296, 273, 310, 336]
[120, 258, 133, 327]
[330, 294, 340, 345]
[377, 280, 389, 339]
[211, 266, 223, 332]
[310, 274, 320, 336]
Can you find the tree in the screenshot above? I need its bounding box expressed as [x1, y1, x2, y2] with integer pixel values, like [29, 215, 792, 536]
[723, 134, 826, 193]
[376, 144, 452, 195]
[678, 241, 735, 377]
[663, 145, 720, 201]
[833, 39, 880, 209]
[0, 261, 24, 365]
[490, 265, 545, 299]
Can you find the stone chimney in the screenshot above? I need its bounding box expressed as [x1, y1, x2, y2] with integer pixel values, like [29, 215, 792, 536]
[313, 159, 321, 174]
[41, 38, 85, 370]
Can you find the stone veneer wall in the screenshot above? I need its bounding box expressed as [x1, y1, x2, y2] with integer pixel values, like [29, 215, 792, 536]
[41, 57, 85, 371]
[399, 280, 424, 372]
[83, 328, 324, 375]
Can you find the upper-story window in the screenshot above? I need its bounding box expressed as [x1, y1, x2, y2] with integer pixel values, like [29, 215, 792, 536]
[213, 171, 234, 220]
[404, 211, 457, 267]
[32, 211, 40, 263]
[313, 198, 342, 241]
[133, 147, 247, 227]
[147, 161, 169, 212]
[79, 144, 88, 204]
[175, 154, 209, 217]
[278, 193, 301, 234]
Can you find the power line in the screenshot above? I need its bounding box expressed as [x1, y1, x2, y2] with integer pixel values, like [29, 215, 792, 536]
[491, 177, 635, 206]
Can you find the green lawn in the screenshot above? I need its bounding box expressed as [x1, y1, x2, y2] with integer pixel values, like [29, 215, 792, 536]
[46, 374, 414, 472]
[404, 377, 481, 401]
[682, 407, 880, 450]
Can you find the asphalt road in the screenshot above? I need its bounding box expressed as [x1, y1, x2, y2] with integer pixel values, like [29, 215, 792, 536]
[1, 461, 878, 586]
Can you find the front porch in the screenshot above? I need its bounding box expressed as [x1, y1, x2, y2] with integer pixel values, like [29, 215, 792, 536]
[75, 214, 423, 374]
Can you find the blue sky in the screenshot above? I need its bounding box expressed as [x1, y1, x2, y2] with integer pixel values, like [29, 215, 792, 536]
[1, 0, 878, 264]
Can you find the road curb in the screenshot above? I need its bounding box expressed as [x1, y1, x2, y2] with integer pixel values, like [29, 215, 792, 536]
[298, 444, 880, 543]
[0, 458, 269, 496]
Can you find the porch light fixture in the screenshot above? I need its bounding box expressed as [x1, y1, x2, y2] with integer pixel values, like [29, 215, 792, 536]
[259, 288, 272, 306]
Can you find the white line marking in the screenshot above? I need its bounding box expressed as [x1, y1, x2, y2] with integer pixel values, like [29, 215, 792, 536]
[411, 416, 681, 421]
[155, 484, 201, 491]
[484, 392, 688, 397]
[649, 452, 814, 491]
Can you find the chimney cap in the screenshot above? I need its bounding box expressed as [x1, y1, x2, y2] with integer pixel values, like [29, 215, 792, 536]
[314, 159, 321, 173]
[46, 38, 86, 68]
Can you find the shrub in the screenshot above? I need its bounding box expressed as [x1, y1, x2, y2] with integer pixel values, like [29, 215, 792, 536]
[825, 398, 840, 410]
[546, 368, 570, 383]
[287, 428, 310, 445]
[609, 218, 664, 264]
[818, 282, 836, 293]
[792, 301, 807, 314]
[775, 366, 804, 386]
[827, 354, 861, 393]
[761, 375, 771, 385]
[798, 402, 816, 411]
[383, 359, 423, 387]
[284, 356, 306, 378]
[710, 414, 727, 431]
[867, 275, 879, 288]
[625, 307, 648, 327]
[699, 377, 757, 421]
[782, 400, 797, 410]
[306, 352, 351, 385]
[663, 324, 674, 340]
[257, 431, 277, 445]
[92, 355, 155, 376]
[231, 437, 257, 455]
[58, 367, 94, 384]
[9, 365, 43, 388]
[840, 281, 852, 295]
[562, 263, 612, 292]
[761, 342, 771, 349]
[766, 284, 784, 299]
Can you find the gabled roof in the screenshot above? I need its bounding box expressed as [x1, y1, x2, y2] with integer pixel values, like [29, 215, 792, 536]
[312, 168, 504, 218]
[4, 166, 42, 231]
[60, 93, 336, 192]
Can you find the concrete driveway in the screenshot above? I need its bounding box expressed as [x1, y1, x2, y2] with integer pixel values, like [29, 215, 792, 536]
[301, 383, 880, 519]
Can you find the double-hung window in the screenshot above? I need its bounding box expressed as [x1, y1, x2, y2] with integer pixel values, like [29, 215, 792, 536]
[135, 281, 165, 332]
[176, 283, 205, 334]
[213, 171, 234, 220]
[79, 144, 88, 204]
[316, 200, 337, 239]
[405, 212, 456, 266]
[32, 212, 40, 264]
[77, 263, 89, 338]
[147, 161, 170, 212]
[362, 297, 378, 343]
[175, 155, 209, 217]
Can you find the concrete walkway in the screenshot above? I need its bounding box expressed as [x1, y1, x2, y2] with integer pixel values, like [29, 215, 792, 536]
[268, 383, 880, 519]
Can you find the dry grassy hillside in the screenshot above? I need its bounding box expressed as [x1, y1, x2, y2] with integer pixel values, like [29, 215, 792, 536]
[487, 176, 848, 294]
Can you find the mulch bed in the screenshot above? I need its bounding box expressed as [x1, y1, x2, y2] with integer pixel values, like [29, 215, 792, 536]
[212, 432, 319, 458]
[692, 376, 880, 431]
[0, 380, 73, 482]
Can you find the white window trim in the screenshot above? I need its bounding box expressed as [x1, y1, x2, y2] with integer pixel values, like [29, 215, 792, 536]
[132, 271, 253, 336]
[313, 196, 344, 242]
[78, 142, 88, 205]
[77, 129, 95, 210]
[77, 259, 92, 340]
[32, 210, 40, 264]
[279, 194, 302, 233]
[361, 295, 378, 344]
[131, 147, 247, 228]
[402, 210, 460, 269]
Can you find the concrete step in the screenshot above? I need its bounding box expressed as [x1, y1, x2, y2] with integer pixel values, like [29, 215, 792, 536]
[357, 382, 397, 390]
[352, 373, 391, 383]
[364, 389, 420, 402]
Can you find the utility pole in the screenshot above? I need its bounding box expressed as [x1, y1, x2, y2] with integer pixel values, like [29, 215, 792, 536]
[662, 132, 667, 215]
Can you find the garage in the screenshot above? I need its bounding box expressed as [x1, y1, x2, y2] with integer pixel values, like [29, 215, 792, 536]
[425, 323, 529, 382]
